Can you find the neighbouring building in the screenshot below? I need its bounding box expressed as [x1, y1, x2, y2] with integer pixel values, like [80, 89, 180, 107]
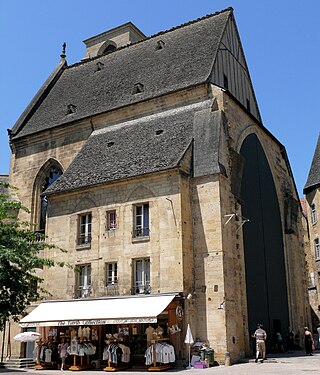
[303, 135, 320, 332]
[0, 175, 9, 193]
[1, 7, 310, 367]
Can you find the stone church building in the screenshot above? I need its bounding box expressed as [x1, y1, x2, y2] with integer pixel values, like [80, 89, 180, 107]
[3, 7, 310, 366]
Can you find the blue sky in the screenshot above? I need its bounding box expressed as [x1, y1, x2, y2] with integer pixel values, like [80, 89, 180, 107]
[0, 0, 319, 195]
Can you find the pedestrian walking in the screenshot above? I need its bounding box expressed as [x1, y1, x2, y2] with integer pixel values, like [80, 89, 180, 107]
[304, 327, 314, 356]
[287, 326, 295, 353]
[253, 324, 267, 363]
[58, 337, 68, 371]
[274, 331, 285, 353]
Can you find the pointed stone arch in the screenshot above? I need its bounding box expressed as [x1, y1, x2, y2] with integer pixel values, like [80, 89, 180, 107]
[31, 159, 63, 232]
[125, 184, 155, 202]
[70, 194, 98, 214]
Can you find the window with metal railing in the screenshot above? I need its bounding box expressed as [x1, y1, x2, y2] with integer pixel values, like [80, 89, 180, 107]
[106, 262, 118, 285]
[78, 213, 92, 246]
[133, 203, 149, 238]
[77, 264, 91, 298]
[106, 210, 117, 230]
[133, 258, 151, 294]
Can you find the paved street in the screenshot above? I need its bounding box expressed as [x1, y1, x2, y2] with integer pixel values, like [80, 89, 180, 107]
[1, 351, 320, 375]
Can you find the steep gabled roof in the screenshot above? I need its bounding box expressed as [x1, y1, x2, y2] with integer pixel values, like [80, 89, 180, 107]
[304, 134, 320, 194]
[10, 58, 67, 137]
[11, 8, 232, 139]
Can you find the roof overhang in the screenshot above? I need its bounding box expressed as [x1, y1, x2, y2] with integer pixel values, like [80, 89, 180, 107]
[20, 294, 178, 328]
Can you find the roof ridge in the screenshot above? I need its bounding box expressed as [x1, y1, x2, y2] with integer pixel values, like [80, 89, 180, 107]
[67, 7, 233, 70]
[149, 7, 233, 38]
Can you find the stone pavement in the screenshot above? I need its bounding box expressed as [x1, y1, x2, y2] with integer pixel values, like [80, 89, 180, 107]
[0, 351, 319, 375]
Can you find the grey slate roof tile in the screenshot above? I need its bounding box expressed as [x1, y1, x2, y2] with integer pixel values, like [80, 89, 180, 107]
[12, 8, 231, 139]
[44, 106, 199, 195]
[304, 134, 320, 193]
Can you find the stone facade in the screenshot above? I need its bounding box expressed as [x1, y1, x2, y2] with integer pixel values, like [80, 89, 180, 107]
[2, 8, 310, 365]
[303, 135, 320, 333]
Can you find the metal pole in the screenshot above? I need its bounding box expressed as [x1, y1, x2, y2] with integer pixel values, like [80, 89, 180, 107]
[6, 321, 11, 359]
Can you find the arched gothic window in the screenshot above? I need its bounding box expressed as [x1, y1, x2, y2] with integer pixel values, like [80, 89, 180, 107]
[33, 161, 63, 234]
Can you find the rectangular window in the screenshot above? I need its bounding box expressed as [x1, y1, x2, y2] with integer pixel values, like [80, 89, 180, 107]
[133, 203, 149, 237]
[315, 238, 320, 259]
[78, 213, 92, 245]
[78, 264, 91, 298]
[310, 272, 316, 288]
[106, 262, 118, 285]
[133, 258, 150, 294]
[311, 203, 317, 225]
[106, 210, 117, 230]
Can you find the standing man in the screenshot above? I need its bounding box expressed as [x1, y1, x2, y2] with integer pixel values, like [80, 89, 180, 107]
[254, 324, 267, 363]
[304, 327, 314, 355]
[317, 325, 320, 350]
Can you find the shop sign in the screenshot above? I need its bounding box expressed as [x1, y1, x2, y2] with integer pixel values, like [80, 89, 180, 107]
[20, 317, 158, 327]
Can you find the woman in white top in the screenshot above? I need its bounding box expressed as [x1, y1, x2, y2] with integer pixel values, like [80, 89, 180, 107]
[58, 338, 68, 371]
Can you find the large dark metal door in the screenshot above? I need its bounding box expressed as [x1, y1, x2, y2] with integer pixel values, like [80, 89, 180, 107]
[240, 134, 289, 350]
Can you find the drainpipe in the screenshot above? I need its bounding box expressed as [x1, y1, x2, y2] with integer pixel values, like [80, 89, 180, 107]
[6, 321, 11, 359]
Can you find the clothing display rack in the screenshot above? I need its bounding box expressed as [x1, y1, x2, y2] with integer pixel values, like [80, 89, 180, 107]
[68, 340, 96, 371]
[69, 353, 92, 371]
[103, 339, 130, 372]
[34, 340, 53, 370]
[147, 338, 174, 371]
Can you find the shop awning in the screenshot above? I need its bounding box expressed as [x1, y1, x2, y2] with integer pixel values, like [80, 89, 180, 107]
[20, 294, 177, 328]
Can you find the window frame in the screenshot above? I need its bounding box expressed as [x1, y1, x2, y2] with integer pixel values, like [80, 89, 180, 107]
[133, 258, 151, 295]
[315, 238, 320, 259]
[106, 210, 117, 230]
[133, 203, 149, 238]
[311, 203, 317, 225]
[78, 213, 92, 247]
[106, 262, 118, 286]
[37, 163, 63, 234]
[310, 272, 316, 288]
[77, 264, 91, 298]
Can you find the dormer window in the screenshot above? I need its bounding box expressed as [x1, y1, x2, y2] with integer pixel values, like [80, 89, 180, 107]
[66, 104, 77, 115]
[156, 40, 165, 50]
[132, 83, 144, 94]
[103, 44, 116, 54]
[96, 62, 104, 72]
